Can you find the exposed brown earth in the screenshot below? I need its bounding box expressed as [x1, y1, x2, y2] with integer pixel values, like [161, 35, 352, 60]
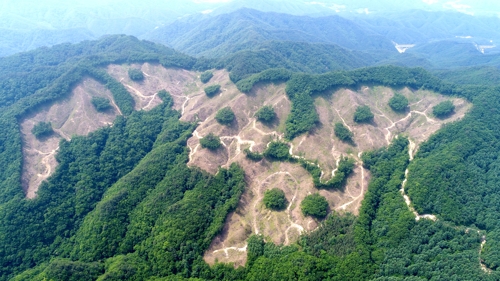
[21, 63, 207, 199]
[21, 79, 120, 198]
[190, 79, 471, 266]
[18, 63, 472, 266]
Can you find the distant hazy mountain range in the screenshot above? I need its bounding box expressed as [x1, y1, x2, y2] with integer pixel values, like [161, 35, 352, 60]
[2, 0, 500, 73]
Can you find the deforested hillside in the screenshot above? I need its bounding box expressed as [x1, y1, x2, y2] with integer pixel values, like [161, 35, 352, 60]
[2, 33, 500, 281]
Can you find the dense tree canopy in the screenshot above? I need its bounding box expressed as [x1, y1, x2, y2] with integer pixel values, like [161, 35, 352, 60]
[388, 93, 409, 112]
[334, 122, 354, 142]
[1, 34, 500, 281]
[254, 105, 276, 123]
[91, 96, 112, 112]
[432, 100, 455, 118]
[263, 188, 287, 211]
[128, 68, 145, 81]
[200, 133, 222, 150]
[204, 84, 221, 97]
[215, 106, 235, 125]
[354, 105, 374, 123]
[32, 121, 54, 139]
[200, 71, 214, 83]
[301, 194, 329, 218]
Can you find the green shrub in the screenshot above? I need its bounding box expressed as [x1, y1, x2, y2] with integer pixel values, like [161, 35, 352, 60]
[263, 188, 287, 210]
[334, 123, 353, 142]
[388, 93, 409, 112]
[353, 105, 374, 123]
[128, 68, 144, 81]
[432, 100, 455, 118]
[199, 133, 222, 150]
[244, 148, 264, 161]
[200, 71, 213, 83]
[263, 141, 290, 161]
[91, 97, 112, 112]
[301, 194, 328, 218]
[215, 107, 235, 125]
[204, 84, 221, 97]
[255, 105, 276, 123]
[32, 121, 54, 139]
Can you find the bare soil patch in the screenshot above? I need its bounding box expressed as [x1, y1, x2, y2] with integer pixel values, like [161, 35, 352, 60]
[190, 82, 471, 266]
[21, 79, 119, 198]
[106, 63, 201, 112]
[21, 63, 206, 199]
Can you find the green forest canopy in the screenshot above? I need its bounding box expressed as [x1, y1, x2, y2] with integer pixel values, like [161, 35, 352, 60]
[0, 35, 498, 281]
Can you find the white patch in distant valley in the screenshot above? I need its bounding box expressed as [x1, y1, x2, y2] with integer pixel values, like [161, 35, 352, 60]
[356, 8, 371, 14]
[443, 1, 474, 15]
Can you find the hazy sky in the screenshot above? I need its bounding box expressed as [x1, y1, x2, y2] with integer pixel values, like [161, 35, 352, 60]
[2, 0, 500, 17]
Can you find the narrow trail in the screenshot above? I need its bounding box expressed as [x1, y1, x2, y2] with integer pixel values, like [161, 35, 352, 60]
[480, 235, 492, 273]
[53, 128, 70, 141]
[120, 78, 157, 110]
[333, 107, 352, 130]
[252, 171, 298, 236]
[376, 104, 437, 145]
[212, 245, 248, 257]
[188, 130, 202, 163]
[109, 96, 123, 115]
[336, 152, 365, 211]
[27, 147, 59, 198]
[399, 139, 437, 221]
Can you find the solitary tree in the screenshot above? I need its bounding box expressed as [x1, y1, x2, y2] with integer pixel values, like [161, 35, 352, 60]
[215, 107, 235, 125]
[128, 68, 144, 81]
[263, 141, 290, 161]
[204, 84, 221, 97]
[200, 133, 222, 150]
[32, 121, 54, 139]
[91, 97, 111, 112]
[433, 100, 455, 118]
[263, 188, 287, 210]
[353, 105, 374, 123]
[200, 71, 213, 83]
[255, 105, 276, 123]
[301, 193, 328, 218]
[334, 122, 353, 142]
[388, 93, 409, 112]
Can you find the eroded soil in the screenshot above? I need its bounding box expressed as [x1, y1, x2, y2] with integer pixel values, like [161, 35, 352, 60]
[19, 63, 472, 267]
[190, 80, 471, 266]
[21, 79, 120, 198]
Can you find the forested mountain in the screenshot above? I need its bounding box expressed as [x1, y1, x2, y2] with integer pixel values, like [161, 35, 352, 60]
[3, 2, 500, 280]
[144, 8, 395, 58]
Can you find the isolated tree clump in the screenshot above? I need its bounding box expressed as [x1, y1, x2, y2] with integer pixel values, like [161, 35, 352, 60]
[204, 84, 221, 97]
[263, 141, 290, 161]
[334, 122, 353, 142]
[301, 193, 328, 218]
[199, 133, 221, 150]
[353, 105, 374, 123]
[128, 68, 144, 81]
[433, 100, 455, 118]
[388, 93, 409, 112]
[200, 71, 214, 83]
[255, 105, 276, 123]
[263, 188, 287, 210]
[32, 121, 54, 139]
[215, 106, 235, 125]
[91, 97, 112, 112]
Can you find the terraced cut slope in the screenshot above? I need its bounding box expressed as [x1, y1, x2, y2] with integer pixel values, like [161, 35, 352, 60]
[21, 79, 120, 198]
[21, 63, 209, 199]
[19, 63, 472, 267]
[180, 74, 471, 266]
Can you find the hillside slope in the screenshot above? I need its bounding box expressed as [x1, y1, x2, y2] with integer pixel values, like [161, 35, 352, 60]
[144, 8, 395, 58]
